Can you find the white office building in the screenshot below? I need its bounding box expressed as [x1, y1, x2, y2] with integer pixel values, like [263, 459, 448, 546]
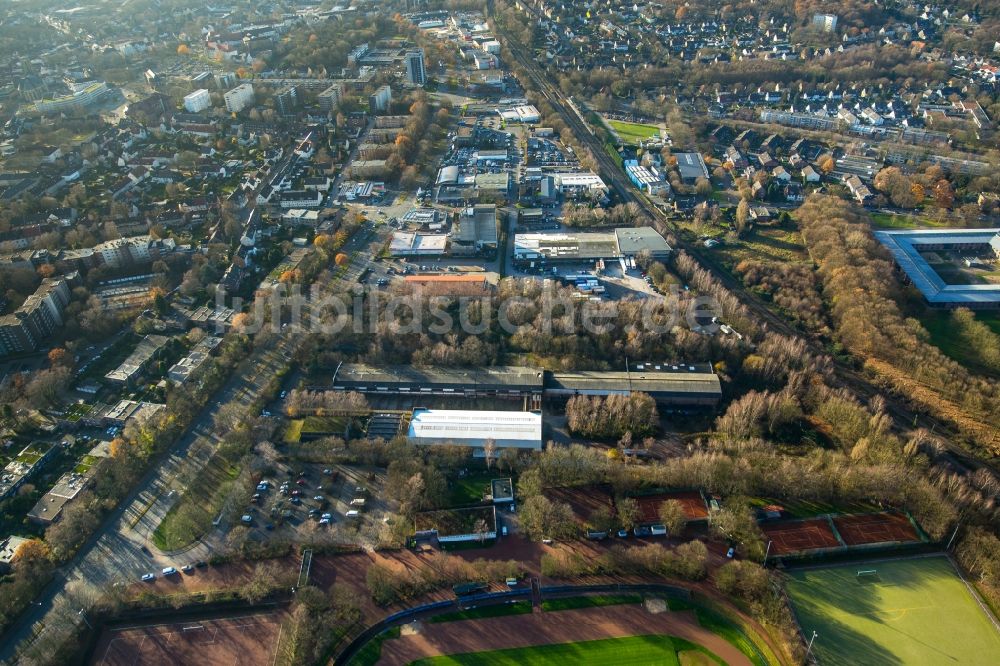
[183, 89, 211, 113]
[224, 83, 255, 113]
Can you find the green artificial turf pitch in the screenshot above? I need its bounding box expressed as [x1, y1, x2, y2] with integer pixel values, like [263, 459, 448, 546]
[607, 120, 661, 144]
[408, 635, 724, 666]
[785, 556, 1000, 665]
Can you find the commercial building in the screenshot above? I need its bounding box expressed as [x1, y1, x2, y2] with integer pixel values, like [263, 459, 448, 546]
[875, 229, 1000, 309]
[332, 364, 545, 399]
[498, 105, 540, 123]
[331, 363, 720, 406]
[183, 89, 211, 113]
[550, 172, 608, 197]
[451, 204, 498, 255]
[513, 227, 671, 263]
[547, 364, 722, 406]
[674, 152, 710, 182]
[389, 231, 448, 256]
[625, 160, 670, 195]
[224, 83, 255, 113]
[405, 49, 427, 85]
[407, 409, 543, 452]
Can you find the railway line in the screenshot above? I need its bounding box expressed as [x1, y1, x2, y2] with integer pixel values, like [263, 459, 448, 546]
[489, 0, 999, 475]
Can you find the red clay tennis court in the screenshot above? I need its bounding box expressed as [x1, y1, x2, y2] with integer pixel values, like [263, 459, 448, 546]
[634, 491, 709, 524]
[761, 518, 841, 555]
[834, 512, 920, 546]
[92, 612, 285, 666]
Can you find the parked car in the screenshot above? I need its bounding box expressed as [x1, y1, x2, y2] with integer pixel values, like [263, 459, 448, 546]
[141, 573, 156, 582]
[181, 564, 194, 574]
[162, 567, 178, 576]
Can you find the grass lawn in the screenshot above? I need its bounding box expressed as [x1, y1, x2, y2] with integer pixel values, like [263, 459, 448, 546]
[448, 473, 496, 506]
[409, 635, 723, 666]
[869, 212, 947, 229]
[785, 556, 1000, 665]
[606, 119, 662, 145]
[430, 601, 532, 623]
[541, 595, 643, 612]
[283, 419, 304, 444]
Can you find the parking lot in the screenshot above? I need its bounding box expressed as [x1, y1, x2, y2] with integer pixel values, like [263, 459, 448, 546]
[238, 462, 396, 549]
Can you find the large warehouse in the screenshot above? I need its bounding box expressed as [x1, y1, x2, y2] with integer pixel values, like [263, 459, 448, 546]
[407, 409, 543, 452]
[547, 365, 722, 407]
[513, 227, 671, 263]
[331, 363, 720, 406]
[332, 364, 545, 398]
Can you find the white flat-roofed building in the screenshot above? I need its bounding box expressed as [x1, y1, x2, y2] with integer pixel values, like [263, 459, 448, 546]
[183, 89, 211, 113]
[499, 105, 540, 123]
[389, 231, 448, 256]
[553, 172, 607, 197]
[408, 409, 543, 453]
[224, 83, 254, 113]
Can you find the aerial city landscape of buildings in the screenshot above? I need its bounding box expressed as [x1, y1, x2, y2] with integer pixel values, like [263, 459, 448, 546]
[0, 1, 999, 665]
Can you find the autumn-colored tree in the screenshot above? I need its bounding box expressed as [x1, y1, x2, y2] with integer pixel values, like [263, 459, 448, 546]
[232, 312, 251, 331]
[11, 539, 50, 565]
[36, 263, 55, 278]
[933, 179, 954, 209]
[109, 437, 128, 458]
[335, 253, 350, 266]
[47, 347, 70, 367]
[818, 156, 835, 173]
[177, 44, 190, 55]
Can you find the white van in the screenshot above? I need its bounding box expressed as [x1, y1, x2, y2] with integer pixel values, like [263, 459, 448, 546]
[346, 510, 360, 519]
[650, 524, 667, 536]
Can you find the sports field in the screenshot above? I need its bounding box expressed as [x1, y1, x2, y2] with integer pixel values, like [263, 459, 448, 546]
[785, 556, 1000, 665]
[606, 119, 661, 145]
[408, 635, 723, 666]
[92, 612, 286, 665]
